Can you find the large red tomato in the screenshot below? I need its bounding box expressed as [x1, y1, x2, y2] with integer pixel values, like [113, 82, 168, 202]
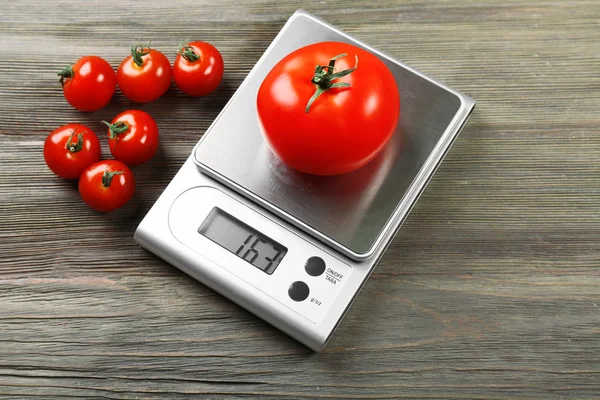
[257, 42, 400, 176]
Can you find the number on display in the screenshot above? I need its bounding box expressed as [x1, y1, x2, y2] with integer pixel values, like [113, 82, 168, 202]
[236, 233, 284, 270]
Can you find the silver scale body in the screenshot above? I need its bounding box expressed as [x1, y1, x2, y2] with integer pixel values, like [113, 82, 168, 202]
[135, 10, 475, 352]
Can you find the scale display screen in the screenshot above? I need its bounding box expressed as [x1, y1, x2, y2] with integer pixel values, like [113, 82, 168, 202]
[198, 208, 287, 274]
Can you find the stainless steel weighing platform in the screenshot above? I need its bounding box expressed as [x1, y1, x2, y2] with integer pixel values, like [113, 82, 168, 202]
[135, 10, 476, 351]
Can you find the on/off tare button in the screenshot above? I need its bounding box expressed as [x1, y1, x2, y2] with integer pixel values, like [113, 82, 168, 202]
[305, 256, 326, 277]
[288, 281, 310, 302]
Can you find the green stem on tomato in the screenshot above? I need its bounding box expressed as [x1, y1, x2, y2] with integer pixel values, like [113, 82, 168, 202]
[65, 129, 85, 153]
[57, 65, 74, 87]
[178, 41, 200, 63]
[102, 169, 123, 188]
[102, 120, 130, 140]
[305, 53, 358, 113]
[131, 42, 152, 67]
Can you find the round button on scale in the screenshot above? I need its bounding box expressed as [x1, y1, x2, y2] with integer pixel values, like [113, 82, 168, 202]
[305, 256, 326, 277]
[288, 281, 310, 302]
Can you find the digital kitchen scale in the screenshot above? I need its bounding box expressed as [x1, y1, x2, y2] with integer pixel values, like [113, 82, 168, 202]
[135, 10, 475, 351]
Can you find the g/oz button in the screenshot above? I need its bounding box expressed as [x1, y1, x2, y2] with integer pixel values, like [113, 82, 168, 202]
[305, 256, 326, 277]
[288, 281, 310, 302]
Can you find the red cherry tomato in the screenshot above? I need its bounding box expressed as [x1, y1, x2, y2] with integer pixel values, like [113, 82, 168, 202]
[257, 42, 400, 176]
[43, 124, 101, 179]
[117, 44, 172, 103]
[173, 41, 224, 96]
[103, 110, 159, 166]
[78, 160, 135, 212]
[58, 56, 116, 112]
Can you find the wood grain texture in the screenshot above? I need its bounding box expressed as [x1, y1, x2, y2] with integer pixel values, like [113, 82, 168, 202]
[1, 0, 599, 399]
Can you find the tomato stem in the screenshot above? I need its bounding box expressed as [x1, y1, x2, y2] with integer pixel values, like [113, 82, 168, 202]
[178, 41, 200, 63]
[131, 42, 152, 67]
[102, 121, 130, 140]
[65, 129, 85, 153]
[305, 53, 358, 113]
[102, 169, 124, 188]
[57, 65, 74, 87]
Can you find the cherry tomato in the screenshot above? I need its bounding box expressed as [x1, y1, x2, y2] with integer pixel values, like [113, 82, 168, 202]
[79, 160, 135, 212]
[43, 124, 101, 179]
[58, 56, 116, 112]
[117, 44, 172, 103]
[257, 41, 400, 176]
[173, 41, 224, 96]
[103, 110, 159, 166]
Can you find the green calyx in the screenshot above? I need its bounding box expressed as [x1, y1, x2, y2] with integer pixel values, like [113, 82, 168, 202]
[57, 65, 74, 87]
[102, 169, 124, 188]
[178, 41, 200, 63]
[65, 129, 85, 153]
[305, 53, 359, 113]
[102, 121, 130, 140]
[131, 42, 152, 67]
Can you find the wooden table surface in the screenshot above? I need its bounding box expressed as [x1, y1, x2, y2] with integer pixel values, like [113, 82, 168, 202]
[1, 1, 599, 399]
